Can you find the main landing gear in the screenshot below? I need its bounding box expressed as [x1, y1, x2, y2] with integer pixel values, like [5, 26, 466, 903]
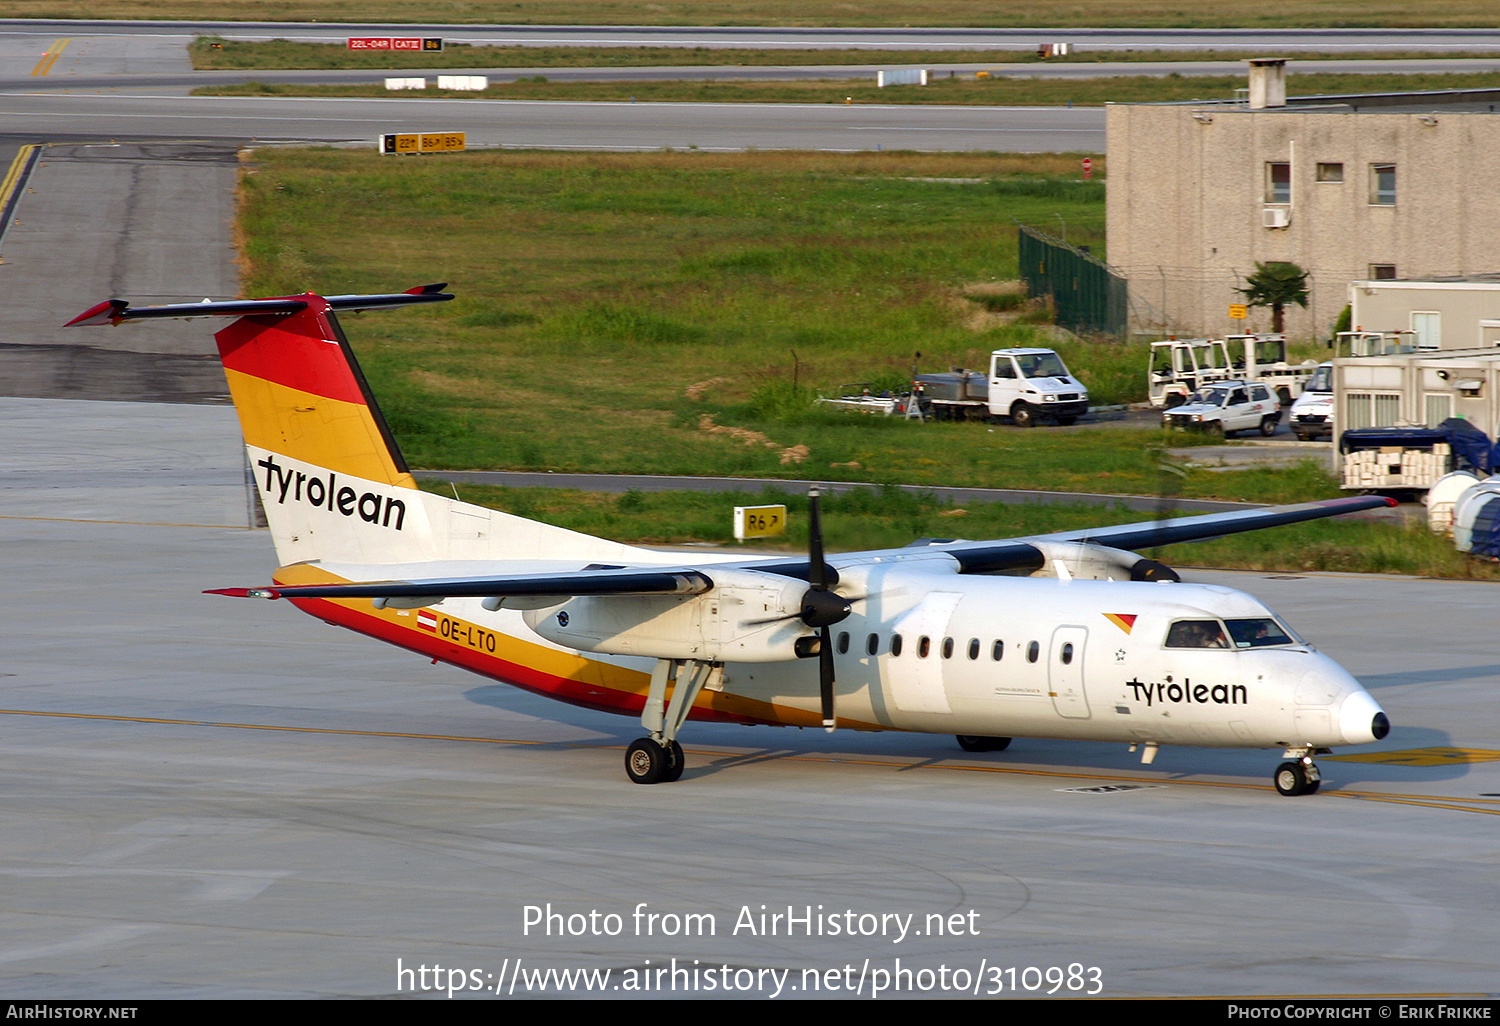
[625, 659, 718, 784]
[955, 735, 1012, 753]
[1273, 748, 1324, 796]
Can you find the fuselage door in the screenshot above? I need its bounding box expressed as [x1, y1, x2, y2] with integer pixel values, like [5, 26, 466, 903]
[1049, 625, 1091, 719]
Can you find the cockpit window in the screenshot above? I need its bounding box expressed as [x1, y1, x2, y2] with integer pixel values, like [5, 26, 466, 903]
[1165, 619, 1230, 648]
[1225, 618, 1296, 648]
[1019, 352, 1068, 379]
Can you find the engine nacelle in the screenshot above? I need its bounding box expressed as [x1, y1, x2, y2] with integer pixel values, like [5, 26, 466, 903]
[521, 568, 817, 662]
[1026, 540, 1180, 583]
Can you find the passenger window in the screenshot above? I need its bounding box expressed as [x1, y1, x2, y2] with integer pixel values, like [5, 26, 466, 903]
[1061, 642, 1074, 665]
[837, 631, 849, 655]
[918, 636, 931, 658]
[1165, 620, 1230, 648]
[866, 633, 879, 656]
[1026, 641, 1039, 663]
[992, 640, 1004, 661]
[891, 634, 904, 657]
[968, 638, 980, 660]
[942, 637, 954, 659]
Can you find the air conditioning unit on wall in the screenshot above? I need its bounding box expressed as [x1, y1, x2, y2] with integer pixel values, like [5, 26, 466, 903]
[1262, 207, 1291, 228]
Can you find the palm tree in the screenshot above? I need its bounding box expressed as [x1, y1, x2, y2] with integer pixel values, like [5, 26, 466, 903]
[1237, 262, 1308, 333]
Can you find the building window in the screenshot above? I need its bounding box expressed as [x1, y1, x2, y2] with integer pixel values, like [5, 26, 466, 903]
[1425, 393, 1453, 427]
[1412, 311, 1441, 350]
[1346, 392, 1402, 430]
[1265, 162, 1291, 204]
[1370, 164, 1396, 205]
[1369, 264, 1397, 280]
[1316, 162, 1344, 183]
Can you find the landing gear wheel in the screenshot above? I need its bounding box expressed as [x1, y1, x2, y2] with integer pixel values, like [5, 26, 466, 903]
[625, 738, 671, 784]
[956, 735, 1012, 753]
[1011, 403, 1036, 428]
[1273, 759, 1321, 796]
[662, 740, 685, 782]
[1260, 415, 1279, 437]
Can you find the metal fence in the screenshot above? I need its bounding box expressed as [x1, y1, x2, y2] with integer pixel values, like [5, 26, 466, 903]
[1018, 225, 1128, 337]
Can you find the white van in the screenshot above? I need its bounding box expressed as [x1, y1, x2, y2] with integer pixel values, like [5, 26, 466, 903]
[1288, 362, 1333, 441]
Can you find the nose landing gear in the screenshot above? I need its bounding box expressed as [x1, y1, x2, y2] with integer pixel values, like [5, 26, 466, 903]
[1273, 749, 1324, 796]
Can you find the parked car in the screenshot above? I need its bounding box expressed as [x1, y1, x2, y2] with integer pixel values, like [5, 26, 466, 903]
[1163, 381, 1281, 437]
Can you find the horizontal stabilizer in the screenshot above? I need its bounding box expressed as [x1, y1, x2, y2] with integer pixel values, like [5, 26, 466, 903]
[208, 566, 715, 603]
[64, 284, 453, 327]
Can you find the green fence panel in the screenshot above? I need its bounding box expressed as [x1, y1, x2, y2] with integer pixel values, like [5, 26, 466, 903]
[1018, 225, 1127, 337]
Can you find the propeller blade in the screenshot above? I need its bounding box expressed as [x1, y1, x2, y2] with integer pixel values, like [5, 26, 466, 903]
[819, 624, 836, 731]
[807, 486, 828, 591]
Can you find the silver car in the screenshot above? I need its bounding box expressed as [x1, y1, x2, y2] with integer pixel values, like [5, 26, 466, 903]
[1164, 381, 1281, 437]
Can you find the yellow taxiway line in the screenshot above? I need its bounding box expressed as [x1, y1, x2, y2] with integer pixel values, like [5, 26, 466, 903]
[0, 144, 40, 210]
[30, 38, 70, 77]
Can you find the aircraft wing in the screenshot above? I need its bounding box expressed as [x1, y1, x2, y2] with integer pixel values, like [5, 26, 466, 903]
[930, 494, 1394, 574]
[211, 495, 1393, 601]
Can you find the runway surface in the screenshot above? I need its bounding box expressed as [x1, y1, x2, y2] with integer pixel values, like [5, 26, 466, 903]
[9, 20, 1500, 50]
[3, 395, 1499, 1000]
[2, 21, 1498, 1002]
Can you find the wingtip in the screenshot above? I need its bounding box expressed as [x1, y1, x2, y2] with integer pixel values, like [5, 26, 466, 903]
[204, 587, 281, 599]
[64, 299, 128, 327]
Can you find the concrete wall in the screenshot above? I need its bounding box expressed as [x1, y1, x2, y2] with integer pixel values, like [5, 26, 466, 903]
[1349, 280, 1500, 349]
[1107, 104, 1500, 340]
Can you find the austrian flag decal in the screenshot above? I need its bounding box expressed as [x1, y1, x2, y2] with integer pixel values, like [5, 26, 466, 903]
[417, 609, 438, 633]
[1104, 613, 1137, 634]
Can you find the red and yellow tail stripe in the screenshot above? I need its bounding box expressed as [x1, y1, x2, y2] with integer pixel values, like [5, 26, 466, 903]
[214, 297, 416, 489]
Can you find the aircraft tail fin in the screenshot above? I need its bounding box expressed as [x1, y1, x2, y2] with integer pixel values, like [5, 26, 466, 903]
[66, 285, 445, 490]
[68, 286, 649, 568]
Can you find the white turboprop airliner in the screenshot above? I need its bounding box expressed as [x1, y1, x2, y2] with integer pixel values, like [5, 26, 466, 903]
[69, 286, 1392, 794]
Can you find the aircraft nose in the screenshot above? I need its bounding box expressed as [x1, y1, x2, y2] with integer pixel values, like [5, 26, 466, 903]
[1338, 688, 1390, 745]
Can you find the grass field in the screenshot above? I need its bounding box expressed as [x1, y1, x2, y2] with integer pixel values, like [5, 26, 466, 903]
[202, 69, 1500, 106]
[421, 481, 1500, 579]
[235, 146, 1499, 576]
[13, 0, 1500, 27]
[239, 147, 1343, 508]
[188, 38, 1500, 72]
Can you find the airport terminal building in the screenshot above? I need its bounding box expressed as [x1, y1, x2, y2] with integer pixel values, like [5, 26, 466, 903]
[1106, 61, 1500, 340]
